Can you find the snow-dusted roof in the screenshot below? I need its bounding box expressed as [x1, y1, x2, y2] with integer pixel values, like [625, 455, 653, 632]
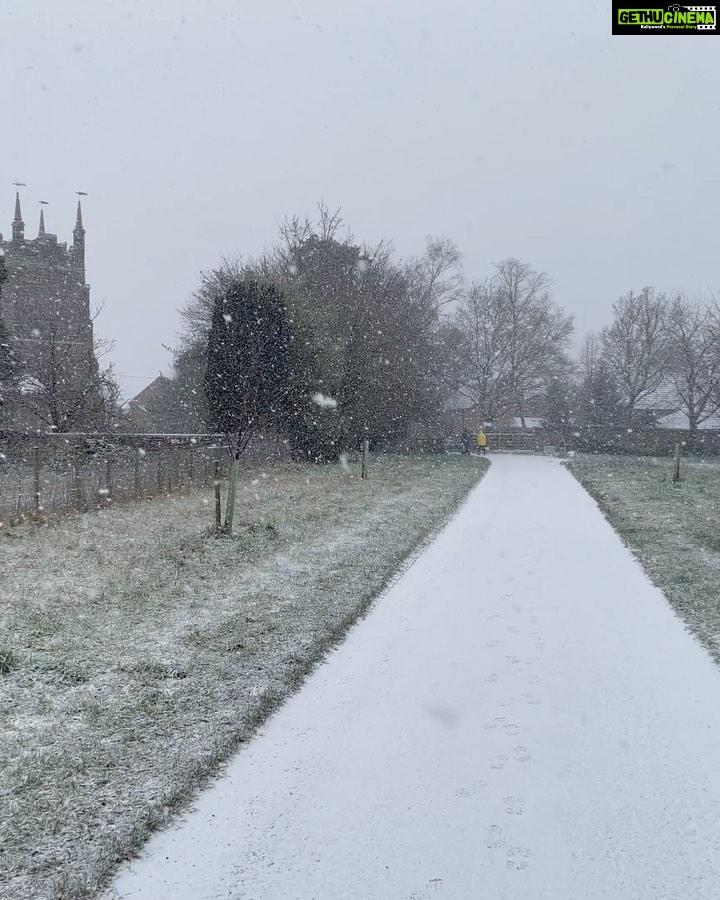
[512, 417, 543, 429]
[657, 411, 720, 430]
[446, 393, 475, 411]
[634, 378, 684, 411]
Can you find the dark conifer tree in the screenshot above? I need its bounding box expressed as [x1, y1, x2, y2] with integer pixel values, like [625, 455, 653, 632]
[204, 278, 292, 533]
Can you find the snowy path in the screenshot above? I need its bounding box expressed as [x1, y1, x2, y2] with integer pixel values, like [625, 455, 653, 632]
[107, 455, 720, 900]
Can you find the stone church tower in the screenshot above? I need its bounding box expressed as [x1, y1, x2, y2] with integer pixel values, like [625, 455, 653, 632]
[0, 192, 102, 431]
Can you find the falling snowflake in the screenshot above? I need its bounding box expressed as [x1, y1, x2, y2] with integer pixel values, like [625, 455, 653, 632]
[312, 393, 338, 409]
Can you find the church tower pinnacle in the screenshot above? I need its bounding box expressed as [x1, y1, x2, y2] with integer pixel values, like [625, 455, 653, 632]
[12, 191, 24, 242]
[73, 198, 85, 270]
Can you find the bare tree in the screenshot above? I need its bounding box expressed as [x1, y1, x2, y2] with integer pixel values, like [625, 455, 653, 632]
[578, 333, 601, 383]
[494, 258, 574, 428]
[666, 294, 720, 433]
[601, 287, 669, 424]
[12, 304, 116, 432]
[453, 260, 573, 427]
[455, 277, 510, 421]
[405, 236, 464, 323]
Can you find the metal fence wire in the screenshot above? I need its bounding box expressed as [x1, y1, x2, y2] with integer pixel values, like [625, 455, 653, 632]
[0, 443, 230, 524]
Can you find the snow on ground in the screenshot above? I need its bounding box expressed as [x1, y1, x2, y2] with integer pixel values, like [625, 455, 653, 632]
[568, 454, 720, 664]
[0, 455, 486, 900]
[105, 454, 720, 900]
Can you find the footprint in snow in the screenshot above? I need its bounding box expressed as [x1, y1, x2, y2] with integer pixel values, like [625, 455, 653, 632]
[523, 694, 542, 706]
[486, 639, 503, 648]
[504, 795, 525, 816]
[486, 673, 500, 684]
[489, 755, 508, 769]
[506, 847, 532, 870]
[485, 825, 505, 849]
[455, 779, 488, 799]
[507, 626, 521, 635]
[408, 878, 444, 899]
[503, 723, 520, 735]
[483, 716, 506, 730]
[514, 745, 532, 763]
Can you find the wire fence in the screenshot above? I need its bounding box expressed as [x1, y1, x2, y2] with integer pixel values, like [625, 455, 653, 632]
[0, 443, 231, 524]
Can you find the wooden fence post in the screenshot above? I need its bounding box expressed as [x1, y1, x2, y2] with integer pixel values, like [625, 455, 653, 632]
[673, 441, 681, 483]
[172, 449, 181, 491]
[188, 447, 195, 486]
[214, 460, 222, 531]
[361, 439, 369, 480]
[134, 450, 142, 500]
[33, 447, 41, 512]
[105, 457, 113, 502]
[157, 451, 163, 494]
[73, 454, 84, 511]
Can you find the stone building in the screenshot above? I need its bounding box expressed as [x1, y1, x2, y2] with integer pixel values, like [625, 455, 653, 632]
[0, 192, 103, 431]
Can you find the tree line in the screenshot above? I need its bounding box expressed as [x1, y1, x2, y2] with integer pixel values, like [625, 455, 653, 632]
[4, 203, 718, 453]
[164, 205, 720, 475]
[552, 289, 720, 437]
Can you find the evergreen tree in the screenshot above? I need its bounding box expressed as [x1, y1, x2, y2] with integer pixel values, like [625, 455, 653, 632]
[578, 360, 625, 426]
[204, 278, 292, 533]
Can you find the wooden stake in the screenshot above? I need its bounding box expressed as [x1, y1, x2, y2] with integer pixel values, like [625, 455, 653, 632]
[134, 450, 141, 500]
[673, 441, 681, 483]
[214, 460, 222, 532]
[73, 455, 83, 511]
[33, 447, 41, 512]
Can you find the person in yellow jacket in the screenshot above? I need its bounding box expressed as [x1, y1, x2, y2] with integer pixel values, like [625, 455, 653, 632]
[476, 429, 487, 455]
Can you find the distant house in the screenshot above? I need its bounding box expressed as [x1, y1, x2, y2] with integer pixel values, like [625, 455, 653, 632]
[634, 377, 720, 429]
[656, 410, 720, 430]
[127, 376, 188, 433]
[511, 416, 543, 430]
[445, 392, 545, 434]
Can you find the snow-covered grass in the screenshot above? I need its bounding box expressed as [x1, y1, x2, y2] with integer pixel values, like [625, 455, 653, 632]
[567, 454, 720, 663]
[0, 454, 487, 900]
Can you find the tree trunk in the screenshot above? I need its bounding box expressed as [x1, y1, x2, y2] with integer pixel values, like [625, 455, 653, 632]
[223, 456, 240, 535]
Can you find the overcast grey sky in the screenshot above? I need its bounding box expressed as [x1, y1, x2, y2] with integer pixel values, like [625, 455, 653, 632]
[2, 0, 718, 400]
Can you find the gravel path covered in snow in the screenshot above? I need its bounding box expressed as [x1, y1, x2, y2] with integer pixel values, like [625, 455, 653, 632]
[106, 455, 720, 900]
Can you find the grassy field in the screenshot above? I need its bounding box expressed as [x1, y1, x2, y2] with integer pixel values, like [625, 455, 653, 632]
[567, 454, 720, 665]
[0, 453, 487, 900]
